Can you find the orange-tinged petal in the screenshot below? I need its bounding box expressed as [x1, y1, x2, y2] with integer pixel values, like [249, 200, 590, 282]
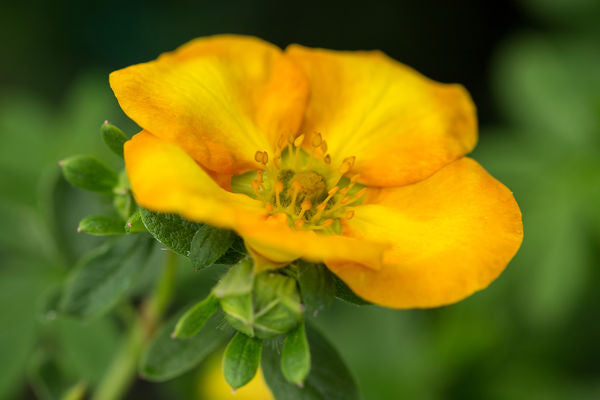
[328, 158, 523, 308]
[125, 131, 386, 269]
[286, 45, 477, 187]
[124, 131, 263, 228]
[112, 35, 308, 175]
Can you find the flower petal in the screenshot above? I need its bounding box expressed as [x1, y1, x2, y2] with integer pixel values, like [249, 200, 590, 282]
[286, 45, 477, 187]
[112, 35, 308, 175]
[124, 131, 263, 228]
[125, 131, 386, 269]
[327, 158, 523, 308]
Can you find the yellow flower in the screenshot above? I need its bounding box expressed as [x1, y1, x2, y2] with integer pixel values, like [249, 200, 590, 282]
[110, 35, 523, 309]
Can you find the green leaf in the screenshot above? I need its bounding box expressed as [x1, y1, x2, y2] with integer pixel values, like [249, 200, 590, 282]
[333, 275, 371, 306]
[223, 332, 263, 389]
[294, 261, 336, 314]
[190, 225, 235, 270]
[172, 293, 220, 339]
[281, 322, 311, 384]
[125, 210, 146, 233]
[215, 235, 247, 265]
[77, 215, 125, 235]
[100, 121, 128, 158]
[262, 324, 359, 400]
[140, 208, 203, 256]
[59, 155, 119, 194]
[60, 235, 153, 319]
[140, 312, 231, 381]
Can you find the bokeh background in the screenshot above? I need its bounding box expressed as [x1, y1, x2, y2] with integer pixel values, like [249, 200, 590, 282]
[2, 0, 600, 399]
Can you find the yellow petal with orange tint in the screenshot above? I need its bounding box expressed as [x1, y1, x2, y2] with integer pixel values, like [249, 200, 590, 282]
[112, 35, 308, 175]
[286, 45, 477, 187]
[328, 158, 523, 308]
[125, 131, 386, 269]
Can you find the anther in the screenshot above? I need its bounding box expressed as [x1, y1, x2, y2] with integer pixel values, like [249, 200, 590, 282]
[311, 133, 322, 147]
[324, 154, 331, 164]
[297, 200, 312, 220]
[320, 218, 334, 228]
[294, 134, 305, 147]
[338, 156, 356, 175]
[265, 202, 274, 213]
[262, 151, 269, 165]
[254, 150, 263, 163]
[345, 210, 355, 220]
[320, 141, 328, 154]
[288, 133, 296, 144]
[294, 219, 305, 229]
[328, 186, 339, 196]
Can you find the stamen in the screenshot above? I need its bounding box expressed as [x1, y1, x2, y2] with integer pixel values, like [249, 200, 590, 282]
[254, 151, 263, 163]
[265, 202, 274, 213]
[257, 170, 263, 183]
[288, 180, 302, 211]
[262, 151, 269, 165]
[297, 200, 312, 220]
[274, 181, 284, 208]
[293, 134, 305, 148]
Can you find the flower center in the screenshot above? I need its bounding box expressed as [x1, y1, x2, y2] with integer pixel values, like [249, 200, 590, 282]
[232, 133, 366, 233]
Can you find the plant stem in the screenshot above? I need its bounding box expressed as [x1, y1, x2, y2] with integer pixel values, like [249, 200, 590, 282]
[92, 251, 178, 400]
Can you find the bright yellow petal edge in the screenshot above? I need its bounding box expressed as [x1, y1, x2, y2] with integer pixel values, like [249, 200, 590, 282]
[117, 35, 523, 309]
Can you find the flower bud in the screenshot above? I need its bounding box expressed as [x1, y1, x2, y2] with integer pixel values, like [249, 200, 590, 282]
[214, 258, 303, 339]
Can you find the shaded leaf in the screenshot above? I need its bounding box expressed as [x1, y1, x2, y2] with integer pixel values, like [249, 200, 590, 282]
[140, 208, 202, 256]
[60, 235, 153, 319]
[262, 324, 359, 400]
[294, 261, 335, 313]
[190, 226, 235, 270]
[140, 312, 231, 381]
[333, 275, 371, 306]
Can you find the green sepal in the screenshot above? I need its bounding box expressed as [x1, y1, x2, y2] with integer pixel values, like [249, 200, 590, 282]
[223, 332, 262, 389]
[281, 321, 311, 384]
[77, 215, 125, 236]
[140, 208, 203, 256]
[125, 210, 146, 233]
[252, 272, 303, 339]
[190, 226, 236, 270]
[59, 155, 119, 194]
[293, 261, 336, 314]
[214, 259, 255, 337]
[100, 121, 128, 158]
[172, 293, 220, 339]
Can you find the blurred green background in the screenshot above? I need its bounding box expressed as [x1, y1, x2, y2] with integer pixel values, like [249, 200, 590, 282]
[2, 0, 600, 399]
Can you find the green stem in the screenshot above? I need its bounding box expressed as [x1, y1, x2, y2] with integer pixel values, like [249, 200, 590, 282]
[91, 251, 178, 400]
